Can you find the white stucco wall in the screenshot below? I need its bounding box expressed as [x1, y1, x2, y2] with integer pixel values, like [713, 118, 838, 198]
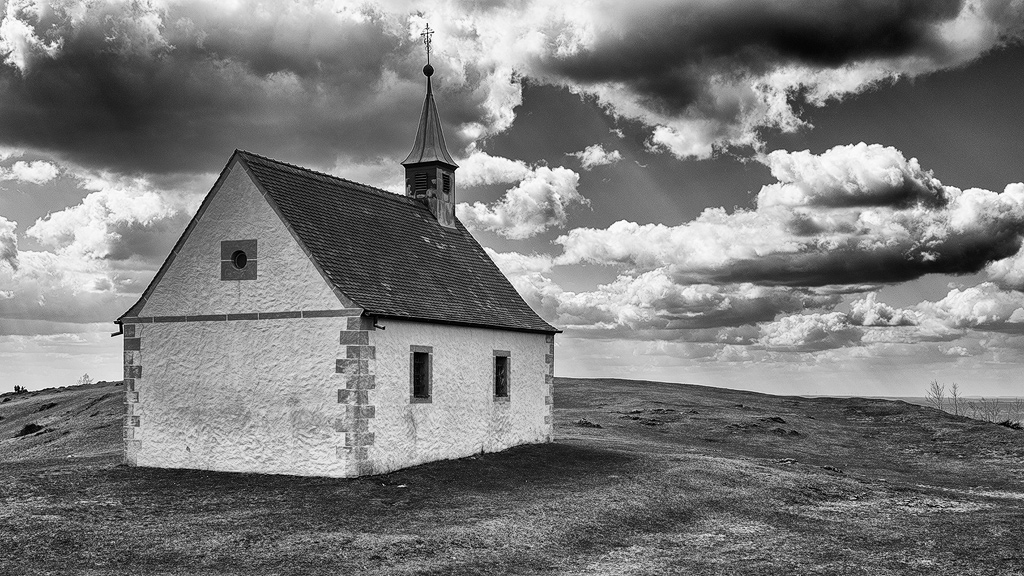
[131, 318, 348, 476]
[128, 159, 353, 476]
[140, 160, 341, 316]
[369, 319, 551, 475]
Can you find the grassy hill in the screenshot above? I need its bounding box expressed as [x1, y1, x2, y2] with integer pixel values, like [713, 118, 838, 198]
[0, 378, 1022, 575]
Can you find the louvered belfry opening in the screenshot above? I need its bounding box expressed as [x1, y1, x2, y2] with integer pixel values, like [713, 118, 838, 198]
[412, 171, 429, 197]
[402, 61, 458, 228]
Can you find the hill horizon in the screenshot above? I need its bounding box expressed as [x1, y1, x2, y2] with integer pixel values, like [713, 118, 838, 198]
[1, 377, 1022, 574]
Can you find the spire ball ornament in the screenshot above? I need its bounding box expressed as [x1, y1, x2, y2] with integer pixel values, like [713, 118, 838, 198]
[423, 63, 434, 77]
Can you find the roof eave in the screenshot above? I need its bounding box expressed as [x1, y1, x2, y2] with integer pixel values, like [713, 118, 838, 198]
[371, 313, 561, 335]
[400, 158, 459, 170]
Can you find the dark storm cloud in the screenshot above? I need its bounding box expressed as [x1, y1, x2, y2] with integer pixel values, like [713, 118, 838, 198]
[556, 146, 1024, 289]
[0, 2, 482, 175]
[540, 0, 964, 116]
[0, 1, 1017, 171]
[681, 233, 1023, 287]
[649, 285, 840, 329]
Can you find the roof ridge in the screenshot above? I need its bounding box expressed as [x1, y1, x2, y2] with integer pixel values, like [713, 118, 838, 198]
[236, 149, 419, 206]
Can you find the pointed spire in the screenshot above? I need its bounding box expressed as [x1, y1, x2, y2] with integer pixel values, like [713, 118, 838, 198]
[402, 64, 458, 168]
[403, 24, 458, 228]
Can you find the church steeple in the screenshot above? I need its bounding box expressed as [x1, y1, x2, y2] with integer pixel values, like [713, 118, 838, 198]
[402, 24, 458, 228]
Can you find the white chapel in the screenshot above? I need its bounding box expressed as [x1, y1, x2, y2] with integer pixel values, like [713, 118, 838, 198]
[116, 52, 558, 477]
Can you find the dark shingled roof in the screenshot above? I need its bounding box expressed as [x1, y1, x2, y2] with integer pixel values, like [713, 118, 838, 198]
[237, 151, 557, 333]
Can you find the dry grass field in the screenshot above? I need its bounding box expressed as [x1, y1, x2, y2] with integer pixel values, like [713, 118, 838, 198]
[1, 377, 1022, 575]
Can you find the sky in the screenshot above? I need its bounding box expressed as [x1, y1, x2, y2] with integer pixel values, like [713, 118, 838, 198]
[1, 0, 1024, 398]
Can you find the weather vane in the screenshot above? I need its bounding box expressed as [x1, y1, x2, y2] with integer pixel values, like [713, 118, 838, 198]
[421, 23, 433, 65]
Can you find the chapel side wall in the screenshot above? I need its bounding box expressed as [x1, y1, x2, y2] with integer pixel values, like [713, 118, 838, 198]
[124, 316, 352, 477]
[364, 319, 553, 475]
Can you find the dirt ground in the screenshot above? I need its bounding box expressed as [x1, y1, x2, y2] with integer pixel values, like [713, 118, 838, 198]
[0, 377, 1022, 575]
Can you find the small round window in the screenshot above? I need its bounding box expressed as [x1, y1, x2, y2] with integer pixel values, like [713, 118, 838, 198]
[231, 250, 248, 270]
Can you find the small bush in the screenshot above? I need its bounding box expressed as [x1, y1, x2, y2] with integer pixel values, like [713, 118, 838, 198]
[15, 423, 45, 437]
[997, 420, 1022, 430]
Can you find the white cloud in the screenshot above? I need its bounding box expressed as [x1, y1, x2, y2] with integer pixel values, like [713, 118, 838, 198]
[26, 178, 186, 261]
[0, 247, 145, 323]
[486, 249, 841, 336]
[555, 144, 1024, 287]
[0, 215, 16, 271]
[4, 160, 59, 184]
[759, 312, 863, 351]
[848, 293, 918, 326]
[484, 248, 563, 320]
[0, 0, 62, 71]
[757, 143, 944, 208]
[458, 150, 531, 186]
[0, 146, 23, 161]
[486, 248, 554, 276]
[568, 144, 622, 170]
[457, 165, 586, 239]
[0, 162, 195, 324]
[986, 233, 1024, 290]
[916, 282, 1024, 331]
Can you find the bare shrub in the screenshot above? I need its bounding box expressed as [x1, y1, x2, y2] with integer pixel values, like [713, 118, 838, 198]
[77, 373, 93, 387]
[949, 382, 964, 416]
[977, 397, 1003, 423]
[1009, 398, 1024, 424]
[925, 380, 945, 411]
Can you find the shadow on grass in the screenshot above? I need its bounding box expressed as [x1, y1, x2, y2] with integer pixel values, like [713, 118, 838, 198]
[85, 442, 641, 529]
[114, 441, 634, 489]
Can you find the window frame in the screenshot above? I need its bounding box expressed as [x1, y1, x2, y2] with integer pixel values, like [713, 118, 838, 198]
[220, 239, 257, 281]
[409, 345, 433, 403]
[493, 350, 510, 401]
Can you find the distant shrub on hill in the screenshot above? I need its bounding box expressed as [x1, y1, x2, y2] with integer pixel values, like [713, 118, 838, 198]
[925, 381, 1021, 426]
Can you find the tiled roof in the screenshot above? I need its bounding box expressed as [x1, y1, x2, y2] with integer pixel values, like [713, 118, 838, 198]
[237, 151, 557, 334]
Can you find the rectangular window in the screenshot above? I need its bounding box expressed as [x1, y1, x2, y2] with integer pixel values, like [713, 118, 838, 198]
[494, 351, 510, 400]
[410, 345, 432, 402]
[442, 173, 451, 194]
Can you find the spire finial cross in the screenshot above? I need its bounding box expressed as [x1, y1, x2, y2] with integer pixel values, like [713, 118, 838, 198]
[421, 23, 433, 65]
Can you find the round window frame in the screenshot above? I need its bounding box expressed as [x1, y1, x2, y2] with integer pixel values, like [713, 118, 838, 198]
[231, 250, 248, 270]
